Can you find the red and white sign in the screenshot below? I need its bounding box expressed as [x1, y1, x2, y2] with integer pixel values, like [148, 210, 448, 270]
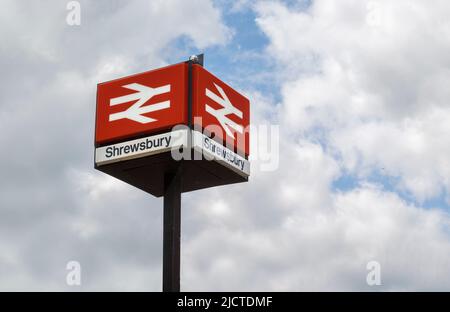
[95, 63, 188, 145]
[192, 65, 250, 156]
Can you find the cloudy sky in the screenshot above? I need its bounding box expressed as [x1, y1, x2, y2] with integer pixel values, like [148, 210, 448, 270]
[1, 0, 450, 291]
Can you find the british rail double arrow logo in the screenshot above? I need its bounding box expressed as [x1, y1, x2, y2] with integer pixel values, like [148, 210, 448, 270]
[205, 83, 243, 138]
[109, 83, 171, 124]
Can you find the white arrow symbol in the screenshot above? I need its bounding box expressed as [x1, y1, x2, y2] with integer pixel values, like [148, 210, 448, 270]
[109, 83, 171, 124]
[205, 83, 243, 138]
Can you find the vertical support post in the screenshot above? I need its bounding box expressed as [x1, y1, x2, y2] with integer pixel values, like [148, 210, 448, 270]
[187, 53, 203, 129]
[162, 54, 203, 292]
[187, 60, 193, 129]
[163, 166, 182, 292]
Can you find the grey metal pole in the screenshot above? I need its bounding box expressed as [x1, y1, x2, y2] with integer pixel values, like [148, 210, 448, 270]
[162, 166, 182, 292]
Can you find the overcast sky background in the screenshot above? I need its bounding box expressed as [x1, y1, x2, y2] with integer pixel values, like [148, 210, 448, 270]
[1, 0, 450, 291]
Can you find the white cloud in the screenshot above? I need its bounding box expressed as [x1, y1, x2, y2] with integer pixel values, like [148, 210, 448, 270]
[170, 0, 450, 291]
[184, 179, 450, 291]
[1, 0, 450, 292]
[256, 0, 450, 202]
[0, 0, 231, 291]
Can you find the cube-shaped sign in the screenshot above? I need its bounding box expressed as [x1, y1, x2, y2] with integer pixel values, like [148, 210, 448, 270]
[192, 65, 250, 157]
[95, 61, 250, 197]
[95, 63, 188, 146]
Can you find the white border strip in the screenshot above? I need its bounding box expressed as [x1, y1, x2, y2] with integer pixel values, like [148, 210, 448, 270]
[95, 129, 250, 178]
[95, 129, 188, 166]
[192, 130, 250, 177]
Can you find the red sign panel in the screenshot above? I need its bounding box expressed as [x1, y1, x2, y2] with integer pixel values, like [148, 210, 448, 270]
[192, 65, 250, 156]
[95, 63, 188, 145]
